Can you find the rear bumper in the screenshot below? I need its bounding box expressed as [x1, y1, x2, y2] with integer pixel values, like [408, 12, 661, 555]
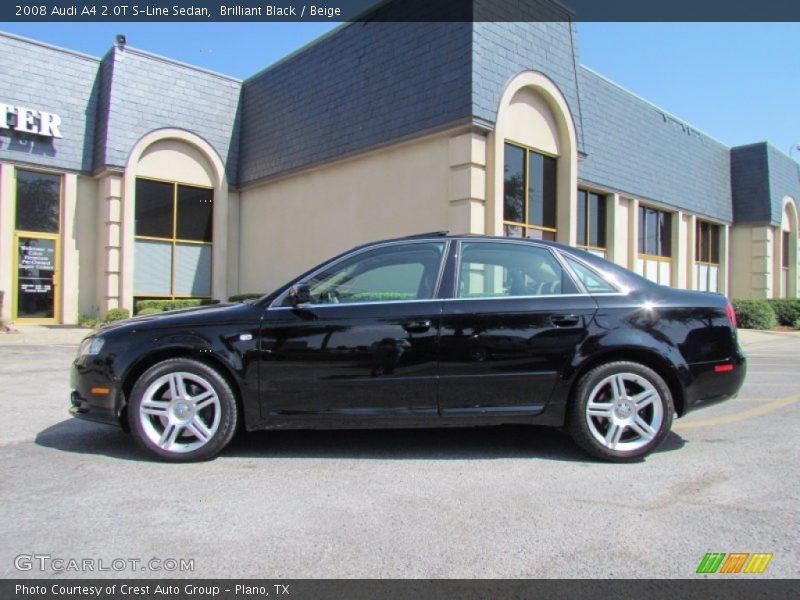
[682, 346, 747, 415]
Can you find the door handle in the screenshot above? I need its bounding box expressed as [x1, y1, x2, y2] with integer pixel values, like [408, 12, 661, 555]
[551, 314, 580, 327]
[403, 319, 432, 333]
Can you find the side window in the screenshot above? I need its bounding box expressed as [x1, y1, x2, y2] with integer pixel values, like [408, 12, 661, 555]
[297, 242, 446, 305]
[564, 256, 619, 294]
[457, 242, 579, 298]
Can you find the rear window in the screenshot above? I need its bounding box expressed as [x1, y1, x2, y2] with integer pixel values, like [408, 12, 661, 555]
[564, 256, 619, 294]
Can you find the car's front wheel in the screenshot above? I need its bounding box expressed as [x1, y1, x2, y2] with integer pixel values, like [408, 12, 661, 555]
[567, 361, 674, 462]
[128, 358, 238, 462]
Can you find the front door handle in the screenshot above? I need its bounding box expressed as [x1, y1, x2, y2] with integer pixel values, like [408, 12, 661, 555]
[551, 314, 580, 327]
[403, 319, 432, 333]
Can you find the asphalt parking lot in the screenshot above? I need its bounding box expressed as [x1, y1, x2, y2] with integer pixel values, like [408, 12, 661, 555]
[0, 330, 798, 579]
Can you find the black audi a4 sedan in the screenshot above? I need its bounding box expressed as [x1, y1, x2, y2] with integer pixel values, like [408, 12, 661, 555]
[71, 233, 746, 462]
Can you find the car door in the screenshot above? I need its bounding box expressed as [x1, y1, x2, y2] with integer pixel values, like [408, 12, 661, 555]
[437, 240, 597, 415]
[258, 240, 448, 418]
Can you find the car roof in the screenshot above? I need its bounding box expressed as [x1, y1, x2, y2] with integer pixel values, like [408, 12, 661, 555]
[376, 231, 565, 248]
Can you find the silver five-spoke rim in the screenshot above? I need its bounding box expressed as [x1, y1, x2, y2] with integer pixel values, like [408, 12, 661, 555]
[585, 372, 663, 453]
[139, 372, 221, 454]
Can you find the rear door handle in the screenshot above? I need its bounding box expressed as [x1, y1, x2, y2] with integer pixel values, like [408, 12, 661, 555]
[551, 314, 580, 327]
[403, 319, 432, 333]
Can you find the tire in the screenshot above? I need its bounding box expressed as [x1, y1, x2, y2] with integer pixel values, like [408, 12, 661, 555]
[566, 361, 674, 462]
[128, 358, 239, 462]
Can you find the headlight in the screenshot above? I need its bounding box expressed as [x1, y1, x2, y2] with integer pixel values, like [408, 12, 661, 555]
[78, 337, 105, 357]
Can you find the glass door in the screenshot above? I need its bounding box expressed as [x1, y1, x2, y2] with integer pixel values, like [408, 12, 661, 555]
[14, 234, 59, 322]
[13, 169, 62, 323]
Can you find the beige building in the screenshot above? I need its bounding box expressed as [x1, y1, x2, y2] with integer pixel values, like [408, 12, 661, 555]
[0, 19, 797, 325]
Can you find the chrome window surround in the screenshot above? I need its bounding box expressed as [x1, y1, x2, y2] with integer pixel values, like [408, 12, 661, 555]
[267, 237, 630, 311]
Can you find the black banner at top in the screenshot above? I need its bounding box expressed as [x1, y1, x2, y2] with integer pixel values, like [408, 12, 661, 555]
[3, 0, 800, 22]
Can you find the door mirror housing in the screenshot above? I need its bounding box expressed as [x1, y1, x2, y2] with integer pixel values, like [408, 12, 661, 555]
[289, 283, 311, 307]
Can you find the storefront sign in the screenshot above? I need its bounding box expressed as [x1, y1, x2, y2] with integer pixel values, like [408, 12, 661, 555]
[0, 103, 62, 138]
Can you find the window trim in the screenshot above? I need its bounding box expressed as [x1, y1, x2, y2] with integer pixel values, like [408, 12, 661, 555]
[503, 141, 558, 239]
[134, 176, 214, 300]
[576, 188, 608, 252]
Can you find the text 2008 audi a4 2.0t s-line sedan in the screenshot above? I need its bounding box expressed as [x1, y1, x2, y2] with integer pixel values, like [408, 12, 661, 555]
[70, 233, 746, 462]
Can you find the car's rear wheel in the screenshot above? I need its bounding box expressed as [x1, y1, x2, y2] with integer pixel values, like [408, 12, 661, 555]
[567, 361, 674, 462]
[128, 358, 238, 462]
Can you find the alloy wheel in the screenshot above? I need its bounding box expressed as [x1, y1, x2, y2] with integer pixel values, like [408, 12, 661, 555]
[138, 371, 221, 453]
[584, 372, 664, 453]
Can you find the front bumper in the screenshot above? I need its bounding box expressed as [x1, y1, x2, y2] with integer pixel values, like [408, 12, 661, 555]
[70, 358, 126, 428]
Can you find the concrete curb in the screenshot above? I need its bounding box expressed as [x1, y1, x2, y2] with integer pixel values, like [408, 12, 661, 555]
[0, 325, 93, 346]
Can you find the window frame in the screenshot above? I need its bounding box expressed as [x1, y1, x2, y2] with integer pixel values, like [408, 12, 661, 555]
[637, 204, 673, 260]
[576, 188, 607, 252]
[782, 231, 791, 270]
[133, 176, 214, 301]
[502, 141, 558, 240]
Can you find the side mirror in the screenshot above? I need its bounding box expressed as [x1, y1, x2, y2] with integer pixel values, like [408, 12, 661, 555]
[289, 283, 311, 307]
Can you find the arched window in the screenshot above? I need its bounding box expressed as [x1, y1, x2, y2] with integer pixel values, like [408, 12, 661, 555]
[502, 142, 557, 240]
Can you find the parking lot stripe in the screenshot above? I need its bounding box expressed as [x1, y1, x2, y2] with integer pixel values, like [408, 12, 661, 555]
[674, 394, 800, 430]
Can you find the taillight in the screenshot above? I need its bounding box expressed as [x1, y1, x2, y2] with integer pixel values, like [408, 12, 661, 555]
[725, 301, 737, 328]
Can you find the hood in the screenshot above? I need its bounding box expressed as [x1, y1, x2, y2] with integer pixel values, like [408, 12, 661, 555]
[99, 301, 258, 334]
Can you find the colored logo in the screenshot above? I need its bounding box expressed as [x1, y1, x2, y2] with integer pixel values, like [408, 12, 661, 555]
[696, 552, 773, 574]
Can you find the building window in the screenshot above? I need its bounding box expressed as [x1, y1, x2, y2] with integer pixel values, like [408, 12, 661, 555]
[695, 220, 720, 293]
[783, 231, 790, 270]
[15, 169, 61, 234]
[577, 189, 606, 256]
[503, 142, 557, 240]
[637, 205, 672, 285]
[133, 178, 213, 301]
[782, 230, 791, 298]
[638, 205, 672, 258]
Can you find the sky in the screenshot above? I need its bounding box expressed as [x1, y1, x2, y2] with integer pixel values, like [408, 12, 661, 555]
[1, 21, 797, 158]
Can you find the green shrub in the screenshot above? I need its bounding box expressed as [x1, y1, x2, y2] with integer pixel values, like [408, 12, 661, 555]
[767, 299, 800, 327]
[104, 307, 130, 323]
[731, 298, 776, 330]
[136, 307, 162, 316]
[134, 299, 219, 314]
[794, 318, 800, 331]
[228, 293, 264, 302]
[78, 314, 100, 328]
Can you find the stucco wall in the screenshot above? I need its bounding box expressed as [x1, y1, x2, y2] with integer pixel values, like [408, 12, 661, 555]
[238, 133, 452, 294]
